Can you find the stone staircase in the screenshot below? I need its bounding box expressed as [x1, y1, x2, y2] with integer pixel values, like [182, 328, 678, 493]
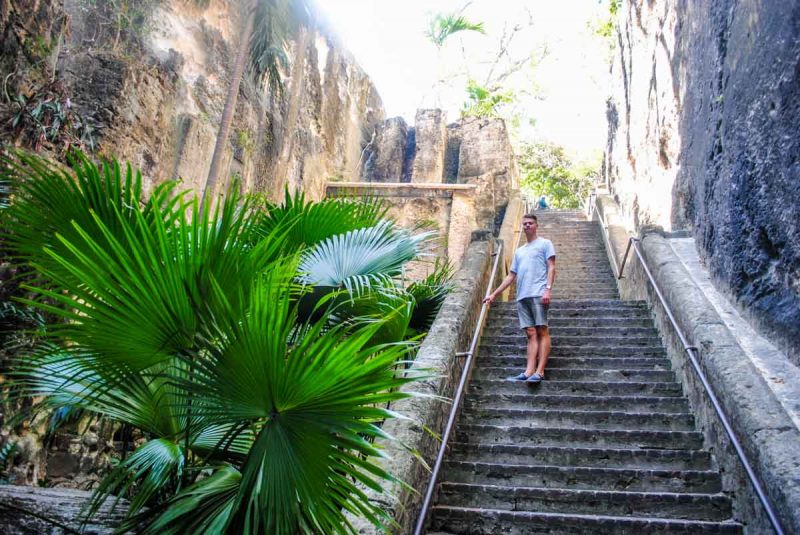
[427, 210, 742, 534]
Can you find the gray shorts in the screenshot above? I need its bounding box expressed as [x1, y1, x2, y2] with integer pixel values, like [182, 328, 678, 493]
[516, 297, 549, 329]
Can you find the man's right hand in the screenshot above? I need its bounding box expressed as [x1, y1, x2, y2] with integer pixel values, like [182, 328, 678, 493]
[483, 294, 496, 304]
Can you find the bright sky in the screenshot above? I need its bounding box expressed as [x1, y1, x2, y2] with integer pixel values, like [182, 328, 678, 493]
[315, 0, 611, 158]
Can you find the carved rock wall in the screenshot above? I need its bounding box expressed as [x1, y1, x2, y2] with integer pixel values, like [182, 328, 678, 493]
[605, 0, 800, 362]
[2, 0, 384, 202]
[361, 113, 518, 233]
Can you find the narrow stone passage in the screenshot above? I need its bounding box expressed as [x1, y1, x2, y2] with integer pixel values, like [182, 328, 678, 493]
[428, 210, 743, 534]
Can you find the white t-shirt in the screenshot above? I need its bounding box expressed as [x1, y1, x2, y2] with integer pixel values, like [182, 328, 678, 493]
[511, 237, 556, 300]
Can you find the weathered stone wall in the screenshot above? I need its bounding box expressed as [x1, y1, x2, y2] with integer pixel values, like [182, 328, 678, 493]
[361, 114, 518, 233]
[325, 182, 479, 276]
[1, 0, 384, 202]
[605, 1, 800, 363]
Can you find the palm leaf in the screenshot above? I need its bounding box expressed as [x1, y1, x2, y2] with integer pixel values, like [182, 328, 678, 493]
[134, 465, 241, 535]
[407, 258, 454, 334]
[249, 0, 312, 94]
[2, 150, 189, 288]
[256, 189, 386, 251]
[83, 438, 184, 521]
[168, 272, 420, 533]
[426, 13, 486, 48]
[298, 221, 432, 296]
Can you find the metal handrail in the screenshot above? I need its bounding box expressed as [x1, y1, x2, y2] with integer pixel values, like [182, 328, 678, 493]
[413, 241, 504, 535]
[603, 227, 786, 534]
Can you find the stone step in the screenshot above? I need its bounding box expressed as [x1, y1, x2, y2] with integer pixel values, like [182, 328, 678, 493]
[441, 461, 722, 493]
[549, 264, 615, 271]
[549, 248, 609, 255]
[488, 311, 653, 322]
[549, 281, 617, 288]
[556, 262, 616, 274]
[492, 299, 647, 310]
[482, 334, 662, 347]
[455, 424, 704, 449]
[486, 309, 653, 328]
[449, 443, 711, 470]
[481, 345, 666, 357]
[460, 407, 695, 431]
[537, 317, 655, 328]
[552, 285, 616, 291]
[473, 367, 676, 383]
[550, 287, 619, 295]
[436, 484, 732, 522]
[485, 325, 658, 337]
[469, 379, 681, 396]
[479, 355, 670, 370]
[464, 394, 690, 413]
[429, 506, 742, 534]
[548, 278, 617, 285]
[544, 255, 614, 262]
[552, 292, 620, 300]
[549, 274, 616, 282]
[548, 245, 607, 251]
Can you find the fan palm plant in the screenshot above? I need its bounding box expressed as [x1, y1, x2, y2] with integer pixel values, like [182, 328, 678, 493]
[1, 150, 447, 533]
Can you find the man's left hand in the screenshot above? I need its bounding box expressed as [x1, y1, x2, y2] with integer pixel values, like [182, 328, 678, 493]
[541, 288, 552, 305]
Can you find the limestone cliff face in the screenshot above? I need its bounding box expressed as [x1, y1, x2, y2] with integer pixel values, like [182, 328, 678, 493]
[2, 0, 384, 201]
[605, 1, 800, 362]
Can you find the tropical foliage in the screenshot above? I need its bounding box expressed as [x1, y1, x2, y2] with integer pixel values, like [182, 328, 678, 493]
[461, 80, 516, 119]
[1, 150, 451, 533]
[203, 0, 312, 203]
[518, 142, 600, 208]
[425, 12, 486, 49]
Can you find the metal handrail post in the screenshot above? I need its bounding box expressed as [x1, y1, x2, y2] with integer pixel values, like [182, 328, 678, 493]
[627, 240, 785, 535]
[617, 236, 635, 279]
[413, 241, 504, 535]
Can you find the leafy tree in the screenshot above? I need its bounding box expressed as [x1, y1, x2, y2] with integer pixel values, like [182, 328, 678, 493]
[461, 79, 516, 118]
[426, 13, 486, 48]
[203, 0, 312, 207]
[1, 150, 451, 533]
[518, 142, 599, 208]
[425, 8, 486, 107]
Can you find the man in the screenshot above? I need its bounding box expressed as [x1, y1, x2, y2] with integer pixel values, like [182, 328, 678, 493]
[483, 213, 556, 383]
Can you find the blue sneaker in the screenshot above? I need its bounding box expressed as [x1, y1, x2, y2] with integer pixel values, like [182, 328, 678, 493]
[506, 372, 529, 382]
[525, 373, 543, 384]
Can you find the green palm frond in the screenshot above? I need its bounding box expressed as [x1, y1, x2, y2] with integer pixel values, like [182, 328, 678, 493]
[407, 258, 454, 334]
[12, 349, 182, 438]
[250, 0, 312, 93]
[0, 178, 9, 209]
[134, 465, 241, 535]
[2, 150, 189, 287]
[426, 12, 486, 48]
[257, 189, 386, 251]
[170, 273, 419, 533]
[298, 220, 432, 296]
[84, 438, 185, 521]
[6, 154, 288, 371]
